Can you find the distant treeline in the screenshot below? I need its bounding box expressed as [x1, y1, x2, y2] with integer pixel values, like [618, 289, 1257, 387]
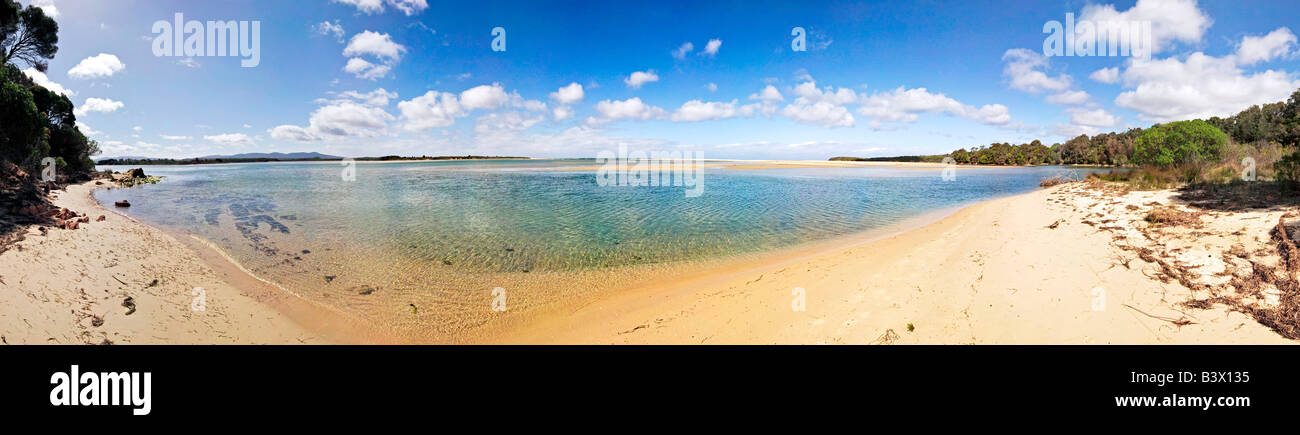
[97, 155, 530, 165]
[830, 155, 946, 163]
[947, 89, 1299, 167]
[832, 89, 1300, 167]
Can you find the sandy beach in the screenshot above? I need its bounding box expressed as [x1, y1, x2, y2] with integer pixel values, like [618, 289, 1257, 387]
[0, 180, 394, 344]
[2, 176, 1295, 345]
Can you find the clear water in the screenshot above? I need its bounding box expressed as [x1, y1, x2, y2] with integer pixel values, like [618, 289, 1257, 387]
[93, 160, 1103, 339]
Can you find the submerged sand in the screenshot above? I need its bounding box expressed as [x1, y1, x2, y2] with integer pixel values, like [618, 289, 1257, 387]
[2, 177, 1295, 344]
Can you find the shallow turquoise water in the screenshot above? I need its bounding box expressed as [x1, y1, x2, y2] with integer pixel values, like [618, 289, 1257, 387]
[95, 160, 1100, 273]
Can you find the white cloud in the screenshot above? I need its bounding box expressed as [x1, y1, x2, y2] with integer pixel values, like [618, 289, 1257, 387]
[552, 105, 575, 121]
[21, 68, 74, 96]
[459, 84, 511, 110]
[205, 133, 255, 145]
[76, 121, 99, 135]
[1002, 48, 1070, 93]
[336, 88, 398, 106]
[856, 86, 1012, 128]
[396, 91, 463, 131]
[314, 20, 346, 42]
[32, 0, 58, 18]
[334, 0, 427, 16]
[1114, 51, 1300, 122]
[74, 97, 123, 116]
[177, 58, 201, 68]
[1067, 108, 1119, 127]
[624, 70, 659, 89]
[160, 135, 191, 140]
[748, 85, 784, 102]
[706, 83, 718, 92]
[701, 39, 722, 57]
[1236, 27, 1296, 65]
[343, 58, 391, 80]
[1046, 90, 1090, 105]
[671, 100, 743, 122]
[1079, 0, 1211, 55]
[779, 80, 858, 128]
[67, 53, 125, 80]
[549, 82, 584, 104]
[1089, 67, 1120, 84]
[591, 97, 665, 122]
[671, 42, 694, 60]
[344, 31, 406, 61]
[270, 100, 395, 141]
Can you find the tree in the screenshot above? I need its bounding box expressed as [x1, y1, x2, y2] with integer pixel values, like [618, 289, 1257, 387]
[0, 78, 46, 165]
[1131, 120, 1227, 166]
[1282, 89, 1300, 147]
[1, 2, 57, 71]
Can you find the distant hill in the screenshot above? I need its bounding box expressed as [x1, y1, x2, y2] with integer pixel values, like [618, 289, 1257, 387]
[196, 152, 343, 160]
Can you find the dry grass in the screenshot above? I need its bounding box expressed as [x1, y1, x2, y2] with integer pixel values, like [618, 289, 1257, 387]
[1143, 206, 1202, 227]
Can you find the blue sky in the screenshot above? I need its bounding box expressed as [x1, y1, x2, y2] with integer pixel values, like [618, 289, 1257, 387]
[18, 0, 1300, 159]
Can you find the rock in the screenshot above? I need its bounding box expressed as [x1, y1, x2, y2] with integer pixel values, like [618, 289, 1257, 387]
[324, 275, 336, 283]
[96, 215, 105, 222]
[354, 285, 378, 295]
[124, 168, 147, 179]
[114, 200, 130, 207]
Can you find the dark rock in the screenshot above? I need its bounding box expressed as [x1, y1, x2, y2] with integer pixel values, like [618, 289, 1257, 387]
[324, 275, 336, 283]
[114, 200, 131, 207]
[124, 168, 147, 178]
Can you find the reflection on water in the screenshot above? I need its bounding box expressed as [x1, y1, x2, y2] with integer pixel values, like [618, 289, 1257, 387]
[94, 160, 1100, 340]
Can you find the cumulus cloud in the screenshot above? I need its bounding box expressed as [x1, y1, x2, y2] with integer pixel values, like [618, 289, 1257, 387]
[856, 86, 1012, 129]
[270, 101, 395, 141]
[591, 97, 666, 123]
[1089, 67, 1120, 84]
[68, 53, 125, 80]
[344, 31, 406, 60]
[624, 70, 659, 89]
[748, 85, 783, 102]
[670, 100, 744, 122]
[1002, 48, 1070, 93]
[459, 84, 511, 110]
[671, 42, 694, 60]
[701, 39, 722, 57]
[334, 88, 398, 106]
[549, 82, 585, 104]
[395, 91, 461, 131]
[1236, 27, 1296, 65]
[74, 97, 123, 116]
[334, 0, 427, 16]
[1114, 50, 1300, 122]
[1067, 107, 1120, 127]
[343, 58, 391, 80]
[1079, 0, 1212, 55]
[779, 80, 858, 128]
[21, 68, 73, 96]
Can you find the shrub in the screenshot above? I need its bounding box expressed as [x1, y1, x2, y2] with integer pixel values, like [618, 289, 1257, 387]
[1275, 151, 1300, 187]
[1130, 119, 1228, 166]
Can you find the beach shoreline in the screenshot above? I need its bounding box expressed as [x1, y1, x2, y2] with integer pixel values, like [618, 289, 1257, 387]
[2, 176, 1294, 345]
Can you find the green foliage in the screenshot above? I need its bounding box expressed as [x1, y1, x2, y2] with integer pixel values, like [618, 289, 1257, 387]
[1131, 120, 1227, 166]
[0, 78, 45, 165]
[1, 2, 58, 72]
[1275, 151, 1300, 188]
[0, 7, 96, 178]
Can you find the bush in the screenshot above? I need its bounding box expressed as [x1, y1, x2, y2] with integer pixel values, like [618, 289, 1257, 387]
[1131, 119, 1228, 166]
[1275, 151, 1300, 187]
